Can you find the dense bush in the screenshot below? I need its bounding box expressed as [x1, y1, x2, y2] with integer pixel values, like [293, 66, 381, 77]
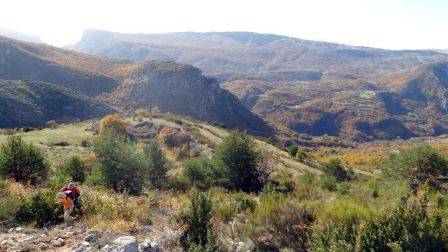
[248, 196, 315, 250]
[181, 187, 216, 251]
[309, 187, 448, 251]
[183, 156, 219, 189]
[93, 130, 147, 195]
[288, 144, 299, 157]
[383, 145, 447, 190]
[144, 140, 168, 188]
[15, 190, 63, 228]
[214, 131, 263, 192]
[318, 175, 337, 192]
[322, 158, 352, 182]
[356, 189, 448, 251]
[268, 169, 296, 193]
[0, 136, 49, 185]
[63, 156, 86, 183]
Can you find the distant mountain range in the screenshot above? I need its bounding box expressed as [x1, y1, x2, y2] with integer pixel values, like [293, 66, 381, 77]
[0, 35, 271, 136]
[70, 29, 448, 81]
[69, 29, 448, 141]
[0, 28, 43, 43]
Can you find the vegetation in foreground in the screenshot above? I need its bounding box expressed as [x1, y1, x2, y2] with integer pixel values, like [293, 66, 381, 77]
[0, 113, 447, 251]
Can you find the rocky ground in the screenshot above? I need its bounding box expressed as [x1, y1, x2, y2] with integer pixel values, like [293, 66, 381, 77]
[0, 224, 183, 251]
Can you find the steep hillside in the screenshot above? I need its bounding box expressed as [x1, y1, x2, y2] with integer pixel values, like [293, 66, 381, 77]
[103, 61, 273, 136]
[0, 36, 123, 96]
[71, 29, 448, 79]
[0, 79, 115, 128]
[0, 37, 270, 136]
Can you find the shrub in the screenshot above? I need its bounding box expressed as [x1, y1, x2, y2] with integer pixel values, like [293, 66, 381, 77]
[0, 136, 49, 185]
[269, 169, 296, 193]
[80, 140, 90, 148]
[322, 158, 351, 182]
[183, 156, 218, 189]
[310, 187, 448, 251]
[93, 130, 147, 195]
[357, 188, 448, 251]
[318, 175, 337, 192]
[63, 156, 86, 183]
[309, 220, 359, 251]
[151, 106, 160, 117]
[99, 114, 128, 135]
[248, 198, 315, 250]
[295, 149, 307, 161]
[288, 144, 299, 157]
[213, 192, 257, 222]
[144, 140, 167, 188]
[214, 131, 263, 192]
[181, 187, 216, 251]
[383, 145, 448, 190]
[338, 182, 351, 195]
[15, 190, 63, 228]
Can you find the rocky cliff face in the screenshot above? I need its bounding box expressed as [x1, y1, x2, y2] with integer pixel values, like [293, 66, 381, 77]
[104, 61, 273, 136]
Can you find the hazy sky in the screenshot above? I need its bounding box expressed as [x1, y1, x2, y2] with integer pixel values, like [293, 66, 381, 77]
[0, 0, 446, 49]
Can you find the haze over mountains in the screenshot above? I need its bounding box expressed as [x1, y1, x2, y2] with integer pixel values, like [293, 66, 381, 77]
[0, 28, 43, 44]
[71, 29, 448, 80]
[70, 29, 448, 141]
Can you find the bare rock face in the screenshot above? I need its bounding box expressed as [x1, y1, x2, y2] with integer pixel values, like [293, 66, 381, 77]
[100, 236, 138, 252]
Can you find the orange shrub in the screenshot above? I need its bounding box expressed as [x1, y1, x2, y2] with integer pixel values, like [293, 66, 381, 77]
[99, 114, 129, 135]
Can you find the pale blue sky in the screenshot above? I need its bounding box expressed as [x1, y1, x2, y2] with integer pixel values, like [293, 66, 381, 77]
[0, 0, 446, 49]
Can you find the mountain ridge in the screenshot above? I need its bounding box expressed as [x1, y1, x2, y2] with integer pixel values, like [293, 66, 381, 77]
[71, 29, 448, 80]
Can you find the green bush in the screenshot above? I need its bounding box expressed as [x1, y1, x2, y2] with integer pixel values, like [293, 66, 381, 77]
[309, 219, 359, 251]
[322, 158, 352, 182]
[337, 182, 351, 195]
[249, 197, 315, 250]
[183, 156, 219, 189]
[214, 193, 257, 222]
[288, 144, 299, 157]
[63, 156, 86, 183]
[144, 140, 167, 188]
[269, 169, 296, 193]
[0, 194, 21, 226]
[309, 187, 448, 251]
[214, 131, 263, 192]
[15, 190, 63, 228]
[383, 145, 448, 190]
[295, 149, 307, 161]
[0, 136, 49, 185]
[93, 130, 147, 195]
[181, 187, 216, 251]
[356, 189, 448, 251]
[84, 165, 107, 189]
[318, 175, 337, 192]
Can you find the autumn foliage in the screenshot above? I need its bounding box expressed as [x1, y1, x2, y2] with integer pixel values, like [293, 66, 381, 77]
[99, 114, 129, 135]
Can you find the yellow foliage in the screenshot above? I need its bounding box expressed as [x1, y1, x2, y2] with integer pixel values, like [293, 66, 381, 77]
[99, 114, 129, 135]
